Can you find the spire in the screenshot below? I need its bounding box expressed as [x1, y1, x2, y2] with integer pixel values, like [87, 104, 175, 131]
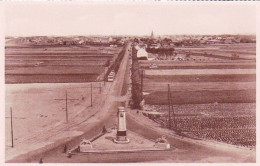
[151, 30, 154, 39]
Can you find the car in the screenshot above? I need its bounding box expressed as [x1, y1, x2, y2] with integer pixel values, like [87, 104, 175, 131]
[107, 75, 114, 82]
[110, 70, 115, 75]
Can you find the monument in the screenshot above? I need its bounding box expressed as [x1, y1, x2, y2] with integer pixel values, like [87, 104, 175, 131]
[114, 107, 130, 144]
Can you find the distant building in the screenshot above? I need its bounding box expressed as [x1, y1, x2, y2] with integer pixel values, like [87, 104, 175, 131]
[224, 39, 232, 44]
[137, 48, 148, 60]
[134, 45, 141, 50]
[207, 39, 222, 44]
[200, 39, 207, 44]
[78, 40, 84, 44]
[234, 38, 241, 43]
[109, 37, 113, 42]
[150, 43, 160, 49]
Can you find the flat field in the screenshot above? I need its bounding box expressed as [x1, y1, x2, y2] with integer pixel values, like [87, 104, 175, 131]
[143, 69, 256, 104]
[140, 61, 256, 69]
[142, 44, 256, 105]
[5, 82, 107, 148]
[5, 44, 122, 83]
[140, 43, 256, 148]
[175, 43, 256, 60]
[144, 69, 255, 76]
[145, 103, 255, 148]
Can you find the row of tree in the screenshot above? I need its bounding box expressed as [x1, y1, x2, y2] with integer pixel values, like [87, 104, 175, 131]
[103, 43, 127, 80]
[131, 46, 143, 109]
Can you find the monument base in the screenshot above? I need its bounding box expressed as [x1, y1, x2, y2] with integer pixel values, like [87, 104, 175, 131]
[113, 136, 130, 144]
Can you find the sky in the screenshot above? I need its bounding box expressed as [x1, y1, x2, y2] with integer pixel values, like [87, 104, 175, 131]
[4, 2, 256, 36]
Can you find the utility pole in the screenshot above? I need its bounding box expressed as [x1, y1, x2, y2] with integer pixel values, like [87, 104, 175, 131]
[168, 84, 172, 129]
[90, 83, 93, 107]
[141, 70, 144, 95]
[168, 84, 178, 131]
[77, 82, 103, 107]
[5, 107, 25, 148]
[169, 89, 177, 130]
[10, 108, 13, 148]
[99, 82, 102, 94]
[55, 90, 79, 123]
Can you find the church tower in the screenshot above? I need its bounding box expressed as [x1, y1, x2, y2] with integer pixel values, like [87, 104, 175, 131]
[151, 31, 154, 39]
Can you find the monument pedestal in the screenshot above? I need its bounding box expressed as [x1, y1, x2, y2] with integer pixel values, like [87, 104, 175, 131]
[113, 107, 130, 144]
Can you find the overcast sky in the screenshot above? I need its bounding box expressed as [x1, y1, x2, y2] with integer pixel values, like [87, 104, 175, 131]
[5, 2, 256, 36]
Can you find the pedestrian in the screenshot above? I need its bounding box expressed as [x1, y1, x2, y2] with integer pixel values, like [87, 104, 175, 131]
[67, 151, 72, 158]
[102, 125, 107, 133]
[39, 158, 43, 164]
[63, 144, 67, 153]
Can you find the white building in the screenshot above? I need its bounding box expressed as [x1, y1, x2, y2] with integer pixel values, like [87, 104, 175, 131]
[137, 48, 148, 60]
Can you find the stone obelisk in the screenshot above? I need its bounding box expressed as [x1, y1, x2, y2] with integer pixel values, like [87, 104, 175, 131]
[114, 107, 130, 144]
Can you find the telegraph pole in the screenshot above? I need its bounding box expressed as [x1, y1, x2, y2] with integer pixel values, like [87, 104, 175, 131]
[169, 88, 177, 131]
[90, 83, 93, 107]
[168, 84, 172, 129]
[10, 108, 13, 148]
[77, 82, 103, 107]
[5, 107, 25, 148]
[141, 70, 144, 95]
[55, 90, 79, 123]
[99, 82, 102, 94]
[168, 85, 178, 131]
[65, 91, 68, 123]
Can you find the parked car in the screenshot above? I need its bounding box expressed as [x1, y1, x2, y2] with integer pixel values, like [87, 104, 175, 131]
[107, 70, 115, 82]
[107, 74, 114, 82]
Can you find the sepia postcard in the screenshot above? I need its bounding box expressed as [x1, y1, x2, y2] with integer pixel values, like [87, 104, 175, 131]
[0, 1, 259, 164]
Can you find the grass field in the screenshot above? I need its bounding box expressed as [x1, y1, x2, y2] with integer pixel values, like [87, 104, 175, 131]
[5, 43, 122, 83]
[144, 69, 255, 76]
[145, 74, 255, 82]
[6, 66, 105, 75]
[140, 43, 256, 148]
[144, 82, 255, 92]
[143, 69, 255, 104]
[5, 74, 100, 84]
[5, 60, 108, 67]
[175, 43, 256, 60]
[145, 89, 255, 104]
[5, 45, 121, 54]
[143, 66, 255, 104]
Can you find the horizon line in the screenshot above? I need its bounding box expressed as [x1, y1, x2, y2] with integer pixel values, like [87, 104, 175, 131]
[6, 33, 256, 38]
